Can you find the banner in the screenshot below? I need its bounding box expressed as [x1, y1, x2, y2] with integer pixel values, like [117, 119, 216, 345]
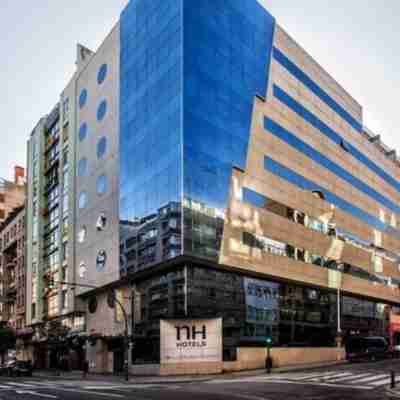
[160, 318, 222, 364]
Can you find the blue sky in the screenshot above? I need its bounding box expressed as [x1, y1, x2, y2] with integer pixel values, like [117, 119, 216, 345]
[1, 0, 399, 180]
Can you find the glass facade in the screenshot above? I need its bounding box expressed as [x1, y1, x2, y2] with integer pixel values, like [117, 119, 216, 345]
[120, 0, 183, 274]
[131, 265, 391, 362]
[119, 0, 275, 270]
[183, 0, 275, 260]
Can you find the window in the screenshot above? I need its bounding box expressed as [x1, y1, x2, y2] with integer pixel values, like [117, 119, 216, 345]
[97, 137, 107, 159]
[32, 303, 36, 319]
[78, 192, 88, 209]
[96, 175, 108, 194]
[78, 158, 88, 177]
[79, 89, 87, 109]
[340, 139, 350, 152]
[96, 213, 107, 231]
[78, 226, 87, 243]
[62, 242, 68, 262]
[62, 97, 69, 119]
[79, 122, 88, 142]
[96, 250, 107, 271]
[97, 100, 107, 121]
[97, 64, 108, 85]
[79, 262, 87, 278]
[61, 290, 68, 310]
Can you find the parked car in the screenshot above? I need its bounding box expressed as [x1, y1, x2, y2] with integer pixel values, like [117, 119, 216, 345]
[346, 336, 390, 362]
[7, 360, 33, 377]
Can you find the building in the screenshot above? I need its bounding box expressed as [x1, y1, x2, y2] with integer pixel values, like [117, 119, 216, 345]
[25, 59, 89, 368]
[24, 0, 400, 373]
[0, 166, 25, 225]
[0, 206, 28, 359]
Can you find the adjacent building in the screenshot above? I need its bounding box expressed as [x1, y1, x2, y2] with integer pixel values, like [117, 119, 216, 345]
[23, 0, 400, 373]
[0, 167, 25, 225]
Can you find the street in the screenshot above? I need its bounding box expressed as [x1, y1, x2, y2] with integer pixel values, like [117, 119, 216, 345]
[0, 359, 400, 400]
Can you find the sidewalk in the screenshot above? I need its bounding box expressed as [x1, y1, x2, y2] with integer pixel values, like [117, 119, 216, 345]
[32, 360, 348, 385]
[32, 370, 214, 385]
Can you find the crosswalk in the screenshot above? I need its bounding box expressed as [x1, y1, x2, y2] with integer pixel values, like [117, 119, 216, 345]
[0, 379, 183, 398]
[210, 371, 399, 391]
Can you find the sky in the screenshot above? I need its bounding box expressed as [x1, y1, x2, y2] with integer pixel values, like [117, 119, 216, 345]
[0, 1, 399, 181]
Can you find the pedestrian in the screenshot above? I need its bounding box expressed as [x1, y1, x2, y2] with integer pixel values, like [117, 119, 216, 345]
[83, 359, 89, 379]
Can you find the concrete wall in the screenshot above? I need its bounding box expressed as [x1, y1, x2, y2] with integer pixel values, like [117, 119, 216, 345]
[224, 347, 345, 372]
[160, 361, 222, 376]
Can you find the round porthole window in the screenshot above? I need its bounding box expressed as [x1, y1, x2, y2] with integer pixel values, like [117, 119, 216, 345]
[78, 158, 88, 177]
[78, 191, 88, 209]
[97, 137, 107, 159]
[97, 100, 107, 121]
[78, 226, 87, 243]
[97, 175, 108, 195]
[79, 262, 87, 278]
[96, 213, 107, 231]
[79, 89, 87, 109]
[96, 250, 107, 271]
[79, 122, 88, 142]
[97, 64, 108, 85]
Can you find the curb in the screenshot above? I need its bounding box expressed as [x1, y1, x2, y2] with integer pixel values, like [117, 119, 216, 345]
[31, 373, 214, 385]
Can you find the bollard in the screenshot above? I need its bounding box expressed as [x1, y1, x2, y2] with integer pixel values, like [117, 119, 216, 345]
[391, 370, 396, 389]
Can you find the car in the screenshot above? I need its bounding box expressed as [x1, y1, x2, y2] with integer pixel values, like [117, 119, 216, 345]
[7, 360, 33, 377]
[346, 336, 390, 362]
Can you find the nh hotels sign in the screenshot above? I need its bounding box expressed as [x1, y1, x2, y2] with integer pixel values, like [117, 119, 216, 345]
[160, 318, 222, 364]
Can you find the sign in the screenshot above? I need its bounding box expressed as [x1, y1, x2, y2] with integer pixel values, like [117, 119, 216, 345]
[160, 318, 222, 364]
[244, 278, 279, 324]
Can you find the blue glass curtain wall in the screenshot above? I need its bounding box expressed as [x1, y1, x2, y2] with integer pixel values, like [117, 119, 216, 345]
[183, 0, 275, 260]
[119, 0, 183, 274]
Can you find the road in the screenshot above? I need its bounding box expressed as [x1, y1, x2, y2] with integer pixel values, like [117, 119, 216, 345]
[0, 359, 399, 399]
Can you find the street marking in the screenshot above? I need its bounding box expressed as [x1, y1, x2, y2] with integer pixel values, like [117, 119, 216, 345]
[308, 372, 354, 381]
[6, 382, 37, 387]
[328, 373, 372, 383]
[368, 377, 397, 387]
[49, 387, 125, 398]
[15, 390, 58, 399]
[352, 373, 389, 384]
[254, 379, 371, 390]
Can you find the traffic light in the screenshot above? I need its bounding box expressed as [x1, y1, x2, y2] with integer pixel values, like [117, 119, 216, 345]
[266, 337, 272, 347]
[44, 275, 55, 290]
[49, 277, 55, 289]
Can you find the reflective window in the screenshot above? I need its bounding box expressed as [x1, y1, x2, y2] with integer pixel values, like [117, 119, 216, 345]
[78, 158, 88, 177]
[78, 192, 88, 209]
[78, 226, 87, 243]
[97, 175, 108, 194]
[79, 262, 87, 278]
[96, 250, 107, 271]
[79, 89, 87, 109]
[96, 213, 107, 231]
[97, 64, 108, 85]
[97, 100, 107, 121]
[97, 137, 107, 159]
[79, 122, 88, 142]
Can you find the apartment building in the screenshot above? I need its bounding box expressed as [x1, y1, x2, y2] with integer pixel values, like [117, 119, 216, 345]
[0, 167, 25, 225]
[23, 0, 400, 374]
[0, 206, 28, 359]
